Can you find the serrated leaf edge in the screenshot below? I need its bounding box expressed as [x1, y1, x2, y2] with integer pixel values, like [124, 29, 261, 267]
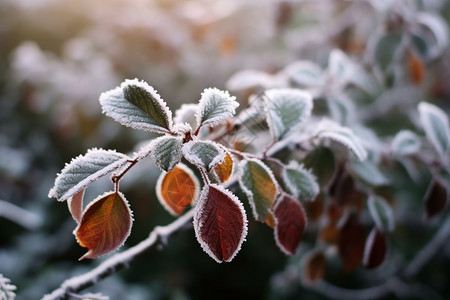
[282, 161, 319, 201]
[196, 87, 239, 127]
[182, 139, 226, 171]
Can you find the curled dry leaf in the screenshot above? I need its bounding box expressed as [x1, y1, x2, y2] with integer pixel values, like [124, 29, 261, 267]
[193, 184, 248, 263]
[156, 163, 200, 216]
[274, 194, 307, 255]
[75, 191, 133, 260]
[363, 228, 387, 269]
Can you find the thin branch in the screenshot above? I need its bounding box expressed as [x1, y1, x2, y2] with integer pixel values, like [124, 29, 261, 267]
[41, 209, 195, 300]
[0, 199, 42, 230]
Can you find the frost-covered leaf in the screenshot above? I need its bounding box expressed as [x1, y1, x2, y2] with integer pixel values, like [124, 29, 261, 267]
[213, 150, 234, 183]
[367, 195, 395, 232]
[363, 228, 387, 269]
[284, 60, 323, 87]
[416, 12, 449, 59]
[149, 136, 183, 172]
[274, 194, 307, 255]
[48, 149, 129, 202]
[424, 179, 448, 220]
[239, 158, 278, 222]
[391, 130, 421, 156]
[418, 102, 450, 156]
[68, 189, 85, 224]
[0, 274, 16, 300]
[75, 191, 132, 260]
[329, 49, 351, 80]
[301, 249, 326, 285]
[374, 33, 402, 71]
[304, 147, 336, 188]
[327, 94, 355, 125]
[283, 161, 319, 201]
[338, 214, 365, 272]
[264, 88, 313, 140]
[173, 103, 198, 130]
[226, 69, 275, 92]
[351, 160, 389, 186]
[196, 88, 239, 127]
[182, 140, 226, 172]
[99, 79, 173, 134]
[193, 184, 247, 263]
[315, 120, 367, 161]
[156, 163, 200, 216]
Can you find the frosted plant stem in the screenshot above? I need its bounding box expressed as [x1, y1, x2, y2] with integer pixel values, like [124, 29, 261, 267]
[41, 209, 195, 300]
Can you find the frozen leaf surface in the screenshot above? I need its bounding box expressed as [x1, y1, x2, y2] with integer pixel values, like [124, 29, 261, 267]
[149, 136, 183, 172]
[48, 149, 129, 202]
[239, 159, 278, 222]
[182, 140, 226, 172]
[214, 150, 234, 183]
[193, 184, 247, 263]
[75, 191, 132, 260]
[418, 102, 450, 156]
[264, 88, 312, 140]
[283, 161, 319, 201]
[274, 194, 307, 255]
[100, 79, 173, 134]
[367, 195, 395, 232]
[391, 130, 421, 156]
[156, 163, 200, 216]
[196, 88, 239, 127]
[0, 274, 16, 300]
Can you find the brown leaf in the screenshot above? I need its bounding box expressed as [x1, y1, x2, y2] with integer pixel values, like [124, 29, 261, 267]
[303, 193, 324, 223]
[302, 249, 326, 285]
[363, 228, 387, 269]
[274, 194, 307, 255]
[424, 179, 448, 220]
[338, 214, 366, 272]
[68, 189, 85, 224]
[214, 151, 233, 183]
[265, 211, 276, 228]
[194, 184, 248, 263]
[75, 191, 132, 260]
[408, 50, 425, 85]
[156, 163, 200, 216]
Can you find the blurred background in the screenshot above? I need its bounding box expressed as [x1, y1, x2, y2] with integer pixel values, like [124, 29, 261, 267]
[1, 0, 450, 299]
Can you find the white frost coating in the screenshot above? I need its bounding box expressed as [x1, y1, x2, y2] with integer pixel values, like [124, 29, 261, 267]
[148, 135, 183, 172]
[418, 102, 450, 156]
[74, 191, 134, 259]
[264, 88, 313, 140]
[156, 163, 200, 216]
[391, 130, 421, 156]
[172, 122, 193, 135]
[284, 60, 324, 87]
[48, 148, 130, 202]
[282, 161, 319, 201]
[226, 69, 275, 92]
[416, 12, 449, 59]
[0, 274, 16, 300]
[174, 103, 198, 129]
[238, 158, 279, 220]
[315, 119, 368, 161]
[99, 78, 173, 134]
[196, 87, 239, 127]
[193, 184, 248, 263]
[182, 139, 226, 171]
[367, 195, 395, 232]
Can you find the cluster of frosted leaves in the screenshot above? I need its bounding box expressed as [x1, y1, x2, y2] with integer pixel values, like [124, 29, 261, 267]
[418, 102, 450, 157]
[0, 274, 16, 300]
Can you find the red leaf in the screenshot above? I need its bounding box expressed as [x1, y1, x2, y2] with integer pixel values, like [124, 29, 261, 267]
[302, 249, 326, 285]
[156, 163, 200, 216]
[424, 179, 448, 220]
[274, 194, 307, 255]
[363, 228, 387, 269]
[194, 184, 248, 263]
[338, 214, 366, 272]
[68, 189, 85, 224]
[75, 191, 132, 260]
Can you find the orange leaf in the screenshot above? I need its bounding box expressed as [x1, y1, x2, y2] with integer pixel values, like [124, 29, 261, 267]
[156, 163, 200, 216]
[302, 249, 326, 285]
[408, 50, 425, 85]
[75, 191, 132, 260]
[214, 151, 233, 183]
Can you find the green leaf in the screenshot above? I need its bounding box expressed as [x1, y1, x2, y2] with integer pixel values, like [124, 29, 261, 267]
[315, 120, 367, 161]
[149, 136, 183, 172]
[418, 102, 450, 157]
[48, 149, 129, 202]
[284, 60, 323, 87]
[264, 88, 313, 140]
[239, 158, 278, 222]
[327, 94, 355, 125]
[391, 130, 421, 156]
[351, 160, 389, 186]
[367, 195, 395, 232]
[100, 79, 173, 134]
[283, 161, 319, 201]
[196, 88, 239, 127]
[182, 140, 226, 172]
[375, 33, 402, 71]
